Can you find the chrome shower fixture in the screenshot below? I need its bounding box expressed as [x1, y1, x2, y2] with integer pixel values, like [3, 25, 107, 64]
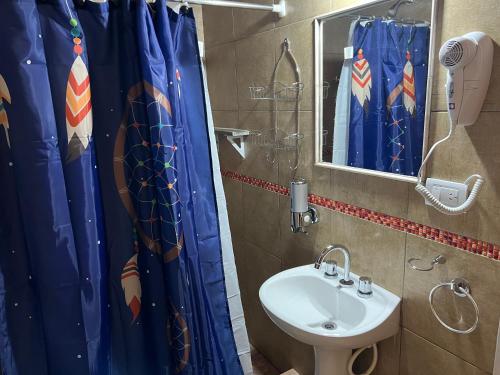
[290, 179, 319, 233]
[387, 0, 415, 18]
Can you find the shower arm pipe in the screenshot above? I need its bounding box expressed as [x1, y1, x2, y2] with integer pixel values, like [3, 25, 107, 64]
[168, 0, 287, 17]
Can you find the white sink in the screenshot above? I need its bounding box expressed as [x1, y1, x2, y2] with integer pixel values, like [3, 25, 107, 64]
[259, 264, 401, 375]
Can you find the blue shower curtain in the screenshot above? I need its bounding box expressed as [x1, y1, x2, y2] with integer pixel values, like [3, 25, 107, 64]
[347, 19, 429, 175]
[0, 1, 244, 374]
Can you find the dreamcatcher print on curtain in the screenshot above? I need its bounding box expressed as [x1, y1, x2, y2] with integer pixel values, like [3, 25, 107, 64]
[0, 1, 248, 374]
[347, 19, 430, 175]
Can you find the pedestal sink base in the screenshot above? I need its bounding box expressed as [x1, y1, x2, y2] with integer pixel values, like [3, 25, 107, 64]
[314, 347, 352, 375]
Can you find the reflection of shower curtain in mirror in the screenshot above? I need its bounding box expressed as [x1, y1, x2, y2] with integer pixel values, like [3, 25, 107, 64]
[346, 19, 429, 176]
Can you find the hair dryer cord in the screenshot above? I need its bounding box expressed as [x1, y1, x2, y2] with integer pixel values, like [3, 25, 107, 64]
[415, 117, 483, 215]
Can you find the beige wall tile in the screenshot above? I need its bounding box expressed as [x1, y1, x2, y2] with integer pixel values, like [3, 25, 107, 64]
[242, 184, 282, 257]
[223, 176, 244, 239]
[310, 165, 332, 197]
[425, 112, 500, 205]
[232, 235, 248, 294]
[447, 112, 500, 243]
[212, 110, 239, 129]
[400, 329, 489, 375]
[372, 333, 401, 375]
[330, 0, 371, 11]
[202, 5, 234, 47]
[236, 31, 276, 111]
[331, 169, 410, 219]
[455, 128, 500, 235]
[233, 0, 276, 39]
[237, 240, 281, 300]
[330, 212, 407, 296]
[206, 43, 238, 111]
[403, 235, 500, 372]
[237, 240, 281, 347]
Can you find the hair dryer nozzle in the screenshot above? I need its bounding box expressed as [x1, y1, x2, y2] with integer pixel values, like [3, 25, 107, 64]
[439, 36, 477, 70]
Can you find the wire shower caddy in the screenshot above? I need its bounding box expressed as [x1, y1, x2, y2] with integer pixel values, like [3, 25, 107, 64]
[247, 38, 304, 176]
[249, 81, 304, 101]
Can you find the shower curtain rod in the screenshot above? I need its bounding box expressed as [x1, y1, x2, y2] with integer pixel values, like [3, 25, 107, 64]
[168, 0, 286, 17]
[81, 0, 286, 17]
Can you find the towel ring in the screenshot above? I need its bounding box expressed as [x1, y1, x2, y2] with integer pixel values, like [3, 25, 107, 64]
[408, 254, 445, 271]
[429, 278, 479, 335]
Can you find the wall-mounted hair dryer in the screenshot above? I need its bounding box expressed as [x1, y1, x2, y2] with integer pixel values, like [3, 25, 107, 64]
[439, 32, 494, 126]
[415, 32, 493, 215]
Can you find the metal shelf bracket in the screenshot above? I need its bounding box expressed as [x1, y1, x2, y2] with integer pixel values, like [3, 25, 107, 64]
[214, 127, 251, 158]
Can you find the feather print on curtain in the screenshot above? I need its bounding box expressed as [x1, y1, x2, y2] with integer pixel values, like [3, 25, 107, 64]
[403, 50, 416, 115]
[121, 226, 141, 323]
[351, 48, 372, 113]
[0, 74, 10, 148]
[65, 17, 92, 163]
[0, 1, 248, 373]
[121, 252, 141, 323]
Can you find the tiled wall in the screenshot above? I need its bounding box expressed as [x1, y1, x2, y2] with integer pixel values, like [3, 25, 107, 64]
[202, 1, 500, 374]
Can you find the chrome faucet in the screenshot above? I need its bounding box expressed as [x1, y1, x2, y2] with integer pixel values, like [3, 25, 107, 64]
[314, 244, 354, 286]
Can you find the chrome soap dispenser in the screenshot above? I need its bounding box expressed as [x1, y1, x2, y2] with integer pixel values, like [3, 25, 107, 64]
[290, 179, 319, 233]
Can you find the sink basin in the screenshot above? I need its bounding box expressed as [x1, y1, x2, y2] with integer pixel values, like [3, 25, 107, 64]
[259, 264, 401, 375]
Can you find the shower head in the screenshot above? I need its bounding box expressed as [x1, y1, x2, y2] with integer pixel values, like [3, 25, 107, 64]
[387, 0, 415, 18]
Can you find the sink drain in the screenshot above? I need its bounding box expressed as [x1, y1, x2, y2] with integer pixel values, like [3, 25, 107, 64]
[322, 322, 337, 330]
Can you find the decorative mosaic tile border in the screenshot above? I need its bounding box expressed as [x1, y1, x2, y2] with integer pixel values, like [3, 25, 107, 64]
[221, 169, 500, 261]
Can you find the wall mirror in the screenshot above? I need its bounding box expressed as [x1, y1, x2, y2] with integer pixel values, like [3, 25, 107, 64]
[314, 0, 438, 182]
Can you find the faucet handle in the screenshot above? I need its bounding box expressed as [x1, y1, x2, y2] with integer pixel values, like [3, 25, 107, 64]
[324, 260, 338, 278]
[357, 276, 373, 298]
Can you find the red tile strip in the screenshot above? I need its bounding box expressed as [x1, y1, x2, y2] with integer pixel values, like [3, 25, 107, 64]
[221, 169, 500, 261]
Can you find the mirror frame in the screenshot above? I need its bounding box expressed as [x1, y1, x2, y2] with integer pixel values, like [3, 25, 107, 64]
[314, 0, 440, 183]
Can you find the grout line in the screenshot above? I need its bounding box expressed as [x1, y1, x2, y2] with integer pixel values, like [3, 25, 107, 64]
[222, 169, 500, 261]
[233, 32, 240, 117]
[399, 231, 409, 369]
[231, 8, 235, 44]
[204, 39, 237, 50]
[402, 328, 488, 373]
